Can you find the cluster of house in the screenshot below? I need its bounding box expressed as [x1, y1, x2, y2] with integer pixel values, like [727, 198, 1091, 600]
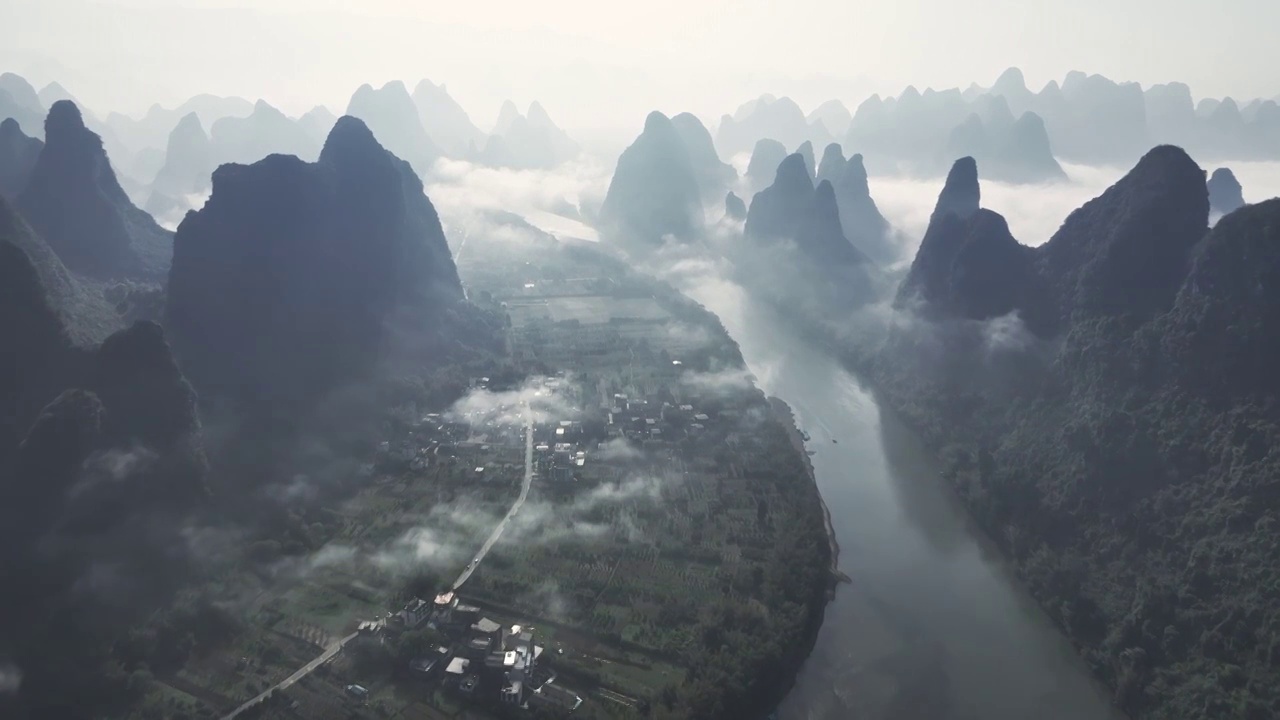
[608, 393, 712, 444]
[368, 592, 581, 712]
[534, 419, 587, 484]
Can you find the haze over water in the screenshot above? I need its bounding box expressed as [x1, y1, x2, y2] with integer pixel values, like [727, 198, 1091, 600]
[677, 276, 1124, 720]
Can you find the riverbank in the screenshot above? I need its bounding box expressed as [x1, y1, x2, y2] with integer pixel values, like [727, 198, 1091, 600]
[769, 396, 850, 591]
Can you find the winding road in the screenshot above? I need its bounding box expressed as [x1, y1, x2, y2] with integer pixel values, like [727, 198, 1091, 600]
[219, 414, 533, 718]
[451, 417, 534, 590]
[220, 632, 358, 720]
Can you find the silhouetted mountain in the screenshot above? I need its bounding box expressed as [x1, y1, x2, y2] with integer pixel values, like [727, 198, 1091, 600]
[724, 191, 746, 221]
[1000, 112, 1067, 182]
[298, 105, 338, 146]
[0, 237, 77, 464]
[841, 80, 1065, 180]
[808, 100, 852, 138]
[796, 180, 869, 267]
[670, 112, 736, 200]
[716, 95, 826, 158]
[861, 147, 1280, 719]
[1207, 167, 1245, 218]
[815, 142, 845, 186]
[831, 152, 895, 264]
[739, 154, 879, 308]
[345, 81, 439, 176]
[0, 198, 122, 345]
[36, 82, 77, 110]
[945, 110, 1066, 183]
[745, 138, 787, 195]
[931, 156, 980, 223]
[600, 111, 702, 245]
[796, 140, 816, 181]
[0, 118, 42, 199]
[167, 116, 465, 410]
[897, 201, 1041, 329]
[148, 113, 212, 209]
[745, 153, 813, 244]
[411, 79, 486, 158]
[1038, 146, 1207, 323]
[18, 102, 172, 281]
[209, 100, 319, 167]
[0, 73, 42, 115]
[0, 73, 44, 138]
[479, 101, 578, 169]
[105, 94, 253, 176]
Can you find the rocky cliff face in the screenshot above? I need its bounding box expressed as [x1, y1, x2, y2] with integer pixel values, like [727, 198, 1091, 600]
[17, 102, 172, 282]
[861, 146, 1280, 719]
[670, 112, 736, 200]
[0, 238, 78, 466]
[0, 118, 42, 199]
[1207, 167, 1245, 217]
[166, 116, 465, 410]
[600, 111, 702, 245]
[346, 81, 440, 176]
[1037, 146, 1208, 324]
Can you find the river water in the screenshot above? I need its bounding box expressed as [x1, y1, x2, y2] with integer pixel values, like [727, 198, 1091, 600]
[681, 279, 1124, 720]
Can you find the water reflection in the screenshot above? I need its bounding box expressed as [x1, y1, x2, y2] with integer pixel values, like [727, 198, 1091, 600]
[677, 279, 1122, 720]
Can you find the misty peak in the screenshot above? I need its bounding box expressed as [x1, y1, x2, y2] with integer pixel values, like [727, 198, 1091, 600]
[774, 153, 814, 194]
[45, 100, 88, 138]
[838, 152, 870, 198]
[319, 115, 383, 163]
[1208, 167, 1245, 216]
[816, 142, 845, 186]
[0, 72, 41, 111]
[382, 79, 410, 95]
[173, 111, 204, 135]
[725, 191, 746, 221]
[527, 101, 553, 127]
[993, 66, 1027, 93]
[251, 99, 286, 119]
[796, 140, 816, 180]
[933, 156, 980, 222]
[644, 110, 673, 133]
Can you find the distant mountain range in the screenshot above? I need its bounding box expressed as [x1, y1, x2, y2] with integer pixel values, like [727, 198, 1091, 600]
[719, 68, 1280, 181]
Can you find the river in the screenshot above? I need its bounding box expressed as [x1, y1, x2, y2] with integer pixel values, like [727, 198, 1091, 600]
[680, 278, 1125, 720]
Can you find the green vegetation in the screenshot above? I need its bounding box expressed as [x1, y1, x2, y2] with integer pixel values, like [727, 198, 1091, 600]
[854, 200, 1280, 719]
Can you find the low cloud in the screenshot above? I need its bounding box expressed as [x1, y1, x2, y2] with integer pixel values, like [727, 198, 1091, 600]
[981, 311, 1035, 355]
[0, 663, 21, 694]
[446, 376, 579, 427]
[680, 367, 756, 394]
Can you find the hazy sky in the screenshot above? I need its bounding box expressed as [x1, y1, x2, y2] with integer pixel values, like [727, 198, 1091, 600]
[4, 0, 1278, 136]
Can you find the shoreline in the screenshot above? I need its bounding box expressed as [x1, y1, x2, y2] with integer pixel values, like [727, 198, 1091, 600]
[768, 396, 850, 591]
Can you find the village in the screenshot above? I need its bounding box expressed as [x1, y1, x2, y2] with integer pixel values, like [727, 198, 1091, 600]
[169, 238, 828, 720]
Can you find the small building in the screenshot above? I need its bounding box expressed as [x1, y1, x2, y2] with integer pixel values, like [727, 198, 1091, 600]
[345, 684, 369, 700]
[472, 617, 502, 637]
[445, 657, 471, 677]
[397, 598, 430, 629]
